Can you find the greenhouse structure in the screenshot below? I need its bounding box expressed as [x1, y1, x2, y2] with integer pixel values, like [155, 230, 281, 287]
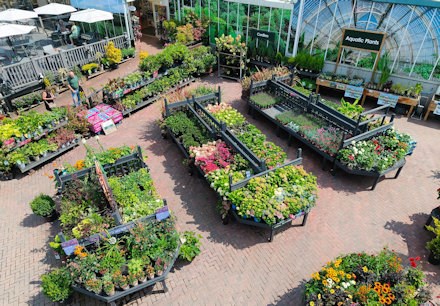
[166, 0, 440, 90]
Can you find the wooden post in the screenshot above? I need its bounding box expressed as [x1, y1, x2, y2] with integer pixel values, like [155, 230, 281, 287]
[218, 86, 221, 104]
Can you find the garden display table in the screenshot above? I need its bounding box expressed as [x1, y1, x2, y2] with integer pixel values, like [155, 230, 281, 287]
[424, 94, 440, 120]
[163, 88, 316, 241]
[316, 78, 348, 93]
[247, 78, 414, 191]
[316, 78, 364, 101]
[361, 88, 419, 117]
[80, 104, 123, 134]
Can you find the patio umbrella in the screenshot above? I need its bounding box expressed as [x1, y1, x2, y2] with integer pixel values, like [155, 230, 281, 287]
[0, 23, 36, 38]
[69, 9, 114, 37]
[0, 9, 38, 21]
[34, 3, 77, 16]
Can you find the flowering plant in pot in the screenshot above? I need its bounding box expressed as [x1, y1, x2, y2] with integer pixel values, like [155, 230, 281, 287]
[146, 265, 155, 280]
[102, 273, 115, 296]
[84, 278, 102, 294]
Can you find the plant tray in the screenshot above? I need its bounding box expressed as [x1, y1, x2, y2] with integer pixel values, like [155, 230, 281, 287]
[4, 119, 68, 153]
[122, 78, 195, 116]
[19, 139, 80, 173]
[71, 241, 180, 305]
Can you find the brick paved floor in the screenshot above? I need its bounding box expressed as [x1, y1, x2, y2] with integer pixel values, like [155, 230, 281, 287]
[1, 37, 440, 305]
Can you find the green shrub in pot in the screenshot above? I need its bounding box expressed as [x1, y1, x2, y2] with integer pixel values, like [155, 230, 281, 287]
[41, 267, 72, 302]
[30, 193, 55, 217]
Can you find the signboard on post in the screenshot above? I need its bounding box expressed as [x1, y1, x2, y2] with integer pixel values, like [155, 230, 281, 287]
[335, 28, 386, 82]
[377, 92, 399, 108]
[344, 85, 364, 100]
[249, 29, 276, 42]
[341, 29, 385, 52]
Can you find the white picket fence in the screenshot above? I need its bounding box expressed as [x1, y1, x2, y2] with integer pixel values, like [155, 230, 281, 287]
[0, 35, 129, 90]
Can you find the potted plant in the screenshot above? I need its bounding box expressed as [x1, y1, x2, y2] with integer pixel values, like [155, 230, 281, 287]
[146, 265, 155, 280]
[113, 271, 129, 290]
[155, 258, 165, 276]
[29, 193, 57, 221]
[102, 273, 115, 296]
[84, 278, 102, 294]
[127, 273, 138, 287]
[426, 217, 440, 265]
[179, 231, 202, 262]
[104, 42, 122, 69]
[127, 258, 144, 283]
[41, 268, 72, 302]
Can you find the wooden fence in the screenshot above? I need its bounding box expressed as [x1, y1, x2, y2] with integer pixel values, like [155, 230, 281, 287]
[0, 35, 129, 90]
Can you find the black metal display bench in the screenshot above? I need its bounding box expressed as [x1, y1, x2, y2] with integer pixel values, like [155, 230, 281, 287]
[248, 78, 407, 190]
[54, 147, 180, 305]
[163, 88, 310, 241]
[66, 214, 179, 306]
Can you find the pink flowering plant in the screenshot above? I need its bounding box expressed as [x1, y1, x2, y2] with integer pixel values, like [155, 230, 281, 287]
[190, 140, 235, 174]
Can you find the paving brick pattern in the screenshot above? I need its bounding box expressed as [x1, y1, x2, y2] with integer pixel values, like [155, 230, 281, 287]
[1, 38, 440, 305]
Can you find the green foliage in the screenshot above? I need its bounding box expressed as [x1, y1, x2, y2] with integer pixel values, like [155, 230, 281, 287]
[108, 168, 164, 222]
[164, 111, 210, 149]
[30, 193, 55, 217]
[41, 268, 72, 302]
[426, 217, 440, 259]
[121, 47, 135, 58]
[378, 52, 391, 86]
[250, 92, 279, 109]
[275, 111, 298, 125]
[179, 231, 202, 261]
[337, 98, 364, 120]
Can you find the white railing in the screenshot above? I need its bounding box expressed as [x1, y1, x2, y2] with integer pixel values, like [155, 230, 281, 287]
[0, 35, 129, 90]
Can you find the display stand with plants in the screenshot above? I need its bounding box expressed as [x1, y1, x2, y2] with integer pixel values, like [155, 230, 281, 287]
[0, 108, 82, 176]
[216, 35, 247, 81]
[11, 91, 44, 113]
[101, 43, 215, 116]
[425, 188, 440, 265]
[248, 78, 416, 190]
[43, 144, 201, 305]
[305, 248, 431, 305]
[162, 88, 318, 241]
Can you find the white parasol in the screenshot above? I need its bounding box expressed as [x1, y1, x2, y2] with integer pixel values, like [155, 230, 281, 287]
[34, 3, 77, 16]
[0, 8, 38, 21]
[0, 23, 36, 39]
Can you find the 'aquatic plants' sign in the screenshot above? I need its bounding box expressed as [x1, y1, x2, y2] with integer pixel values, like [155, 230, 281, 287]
[341, 29, 385, 52]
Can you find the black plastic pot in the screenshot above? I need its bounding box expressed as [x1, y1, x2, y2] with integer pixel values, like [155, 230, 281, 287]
[44, 210, 59, 222]
[428, 252, 440, 265]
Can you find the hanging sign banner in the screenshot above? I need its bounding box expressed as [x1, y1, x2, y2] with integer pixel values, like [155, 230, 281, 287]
[341, 29, 385, 52]
[250, 29, 276, 42]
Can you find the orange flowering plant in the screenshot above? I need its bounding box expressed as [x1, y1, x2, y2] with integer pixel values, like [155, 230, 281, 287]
[305, 249, 430, 305]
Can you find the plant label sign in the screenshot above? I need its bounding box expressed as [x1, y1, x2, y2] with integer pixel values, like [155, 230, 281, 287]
[345, 85, 364, 100]
[250, 29, 276, 42]
[61, 238, 79, 256]
[377, 92, 399, 108]
[101, 119, 117, 135]
[434, 101, 440, 116]
[156, 206, 170, 221]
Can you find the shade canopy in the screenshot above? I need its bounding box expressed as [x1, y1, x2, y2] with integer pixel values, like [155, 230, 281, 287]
[0, 9, 38, 21]
[34, 3, 77, 16]
[0, 23, 36, 38]
[69, 9, 113, 24]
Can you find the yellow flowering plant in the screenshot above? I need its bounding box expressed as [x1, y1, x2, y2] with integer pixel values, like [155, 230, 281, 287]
[305, 249, 430, 305]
